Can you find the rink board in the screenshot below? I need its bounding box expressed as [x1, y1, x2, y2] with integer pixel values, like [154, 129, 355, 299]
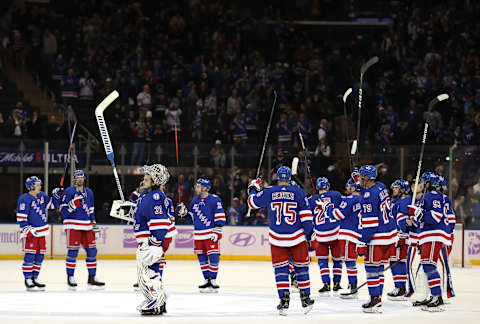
[1, 224, 479, 265]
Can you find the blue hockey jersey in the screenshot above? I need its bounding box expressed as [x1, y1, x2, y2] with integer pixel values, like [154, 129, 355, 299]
[392, 196, 410, 236]
[360, 182, 398, 245]
[329, 194, 362, 244]
[60, 186, 95, 231]
[165, 197, 178, 239]
[248, 185, 313, 247]
[189, 194, 226, 240]
[419, 190, 450, 246]
[442, 194, 455, 245]
[16, 192, 54, 237]
[406, 195, 422, 246]
[133, 189, 170, 246]
[308, 190, 342, 242]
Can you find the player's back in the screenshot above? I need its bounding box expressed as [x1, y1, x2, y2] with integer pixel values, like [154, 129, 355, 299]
[419, 190, 450, 245]
[309, 190, 342, 241]
[336, 194, 362, 243]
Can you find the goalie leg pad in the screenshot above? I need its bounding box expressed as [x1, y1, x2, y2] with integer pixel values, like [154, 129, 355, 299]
[136, 258, 165, 314]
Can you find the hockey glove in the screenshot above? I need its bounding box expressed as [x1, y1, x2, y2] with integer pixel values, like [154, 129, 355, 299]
[408, 205, 423, 225]
[92, 222, 100, 239]
[356, 244, 367, 257]
[52, 187, 64, 200]
[351, 169, 360, 185]
[176, 202, 188, 217]
[137, 242, 164, 266]
[20, 225, 38, 239]
[247, 178, 262, 194]
[315, 198, 331, 214]
[68, 195, 84, 212]
[210, 227, 222, 242]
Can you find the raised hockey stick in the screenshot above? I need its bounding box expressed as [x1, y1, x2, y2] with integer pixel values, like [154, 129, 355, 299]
[354, 56, 379, 166]
[411, 94, 449, 205]
[174, 122, 182, 202]
[340, 259, 402, 297]
[95, 90, 125, 202]
[59, 121, 77, 187]
[291, 156, 305, 189]
[246, 90, 277, 217]
[298, 130, 315, 191]
[342, 88, 353, 171]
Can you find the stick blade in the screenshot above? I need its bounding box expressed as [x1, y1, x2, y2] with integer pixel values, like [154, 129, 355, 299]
[361, 56, 379, 75]
[343, 88, 353, 103]
[350, 140, 358, 155]
[95, 90, 119, 116]
[291, 157, 299, 175]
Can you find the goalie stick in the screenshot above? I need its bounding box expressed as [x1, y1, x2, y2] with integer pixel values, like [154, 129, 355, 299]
[354, 56, 379, 167]
[95, 90, 125, 202]
[246, 90, 277, 217]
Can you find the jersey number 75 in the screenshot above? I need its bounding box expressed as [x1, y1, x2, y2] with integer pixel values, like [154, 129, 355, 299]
[271, 202, 297, 225]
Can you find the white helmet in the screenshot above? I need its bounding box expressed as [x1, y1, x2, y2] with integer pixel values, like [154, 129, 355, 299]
[140, 164, 170, 186]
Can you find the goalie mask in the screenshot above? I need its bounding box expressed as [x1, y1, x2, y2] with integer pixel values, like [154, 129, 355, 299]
[141, 164, 170, 186]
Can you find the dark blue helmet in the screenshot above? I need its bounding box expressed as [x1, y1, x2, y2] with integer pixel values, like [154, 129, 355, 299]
[74, 170, 85, 178]
[315, 177, 330, 190]
[391, 179, 410, 194]
[438, 176, 447, 191]
[421, 172, 439, 186]
[25, 176, 41, 190]
[196, 178, 211, 191]
[277, 166, 292, 181]
[359, 165, 377, 180]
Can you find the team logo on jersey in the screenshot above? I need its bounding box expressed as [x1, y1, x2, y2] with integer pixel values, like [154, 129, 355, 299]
[19, 203, 25, 210]
[340, 201, 347, 208]
[364, 192, 370, 198]
[153, 193, 160, 200]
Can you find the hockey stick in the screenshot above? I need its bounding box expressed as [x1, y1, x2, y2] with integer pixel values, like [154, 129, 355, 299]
[59, 121, 77, 187]
[246, 90, 277, 217]
[95, 90, 125, 202]
[291, 156, 305, 189]
[174, 122, 182, 202]
[354, 56, 379, 167]
[298, 131, 315, 191]
[411, 94, 449, 205]
[342, 88, 353, 171]
[340, 259, 402, 297]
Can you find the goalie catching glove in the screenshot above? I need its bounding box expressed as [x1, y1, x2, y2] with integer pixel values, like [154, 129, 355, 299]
[110, 200, 136, 221]
[137, 241, 164, 266]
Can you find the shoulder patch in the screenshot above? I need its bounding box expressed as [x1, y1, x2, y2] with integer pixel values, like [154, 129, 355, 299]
[19, 203, 26, 210]
[364, 192, 370, 198]
[153, 193, 160, 200]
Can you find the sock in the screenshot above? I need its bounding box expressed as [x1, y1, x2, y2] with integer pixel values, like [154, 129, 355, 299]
[345, 260, 358, 285]
[293, 262, 311, 295]
[390, 260, 407, 289]
[318, 258, 330, 284]
[197, 254, 210, 280]
[66, 249, 79, 277]
[32, 253, 45, 279]
[208, 253, 220, 280]
[332, 258, 342, 284]
[365, 264, 381, 297]
[273, 259, 289, 298]
[85, 247, 97, 276]
[378, 264, 385, 295]
[422, 263, 442, 296]
[22, 253, 35, 279]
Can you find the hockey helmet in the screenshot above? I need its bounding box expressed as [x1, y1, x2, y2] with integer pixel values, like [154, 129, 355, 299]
[277, 166, 292, 182]
[25, 176, 41, 190]
[196, 178, 211, 191]
[315, 177, 330, 190]
[359, 165, 377, 180]
[141, 164, 170, 186]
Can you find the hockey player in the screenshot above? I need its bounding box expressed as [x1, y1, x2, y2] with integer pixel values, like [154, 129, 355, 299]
[17, 176, 59, 291]
[247, 166, 315, 315]
[59, 170, 104, 289]
[133, 164, 171, 315]
[436, 176, 455, 301]
[356, 165, 398, 313]
[387, 179, 410, 300]
[177, 178, 226, 293]
[408, 172, 449, 311]
[332, 177, 363, 299]
[308, 177, 343, 296]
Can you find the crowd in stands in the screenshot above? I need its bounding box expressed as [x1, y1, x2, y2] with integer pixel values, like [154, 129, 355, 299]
[1, 0, 480, 225]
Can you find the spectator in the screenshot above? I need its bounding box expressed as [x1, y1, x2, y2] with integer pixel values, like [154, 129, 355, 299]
[244, 104, 258, 143]
[60, 68, 78, 103]
[317, 118, 329, 143]
[130, 117, 148, 165]
[227, 197, 246, 225]
[6, 109, 26, 138]
[78, 71, 96, 100]
[230, 111, 247, 144]
[165, 102, 182, 134]
[277, 113, 292, 146]
[137, 84, 152, 110]
[42, 29, 57, 64]
[227, 88, 243, 112]
[210, 140, 226, 168]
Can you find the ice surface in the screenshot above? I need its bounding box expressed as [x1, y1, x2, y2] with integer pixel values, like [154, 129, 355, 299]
[0, 259, 479, 324]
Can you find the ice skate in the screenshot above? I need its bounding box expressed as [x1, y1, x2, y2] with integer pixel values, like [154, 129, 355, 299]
[198, 279, 211, 293]
[25, 278, 41, 292]
[32, 278, 46, 291]
[332, 282, 342, 295]
[300, 290, 314, 314]
[87, 275, 105, 290]
[318, 283, 331, 296]
[362, 296, 382, 313]
[340, 284, 358, 299]
[133, 282, 139, 291]
[387, 287, 407, 301]
[210, 279, 219, 293]
[422, 296, 445, 312]
[277, 291, 290, 316]
[67, 276, 77, 291]
[412, 296, 432, 307]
